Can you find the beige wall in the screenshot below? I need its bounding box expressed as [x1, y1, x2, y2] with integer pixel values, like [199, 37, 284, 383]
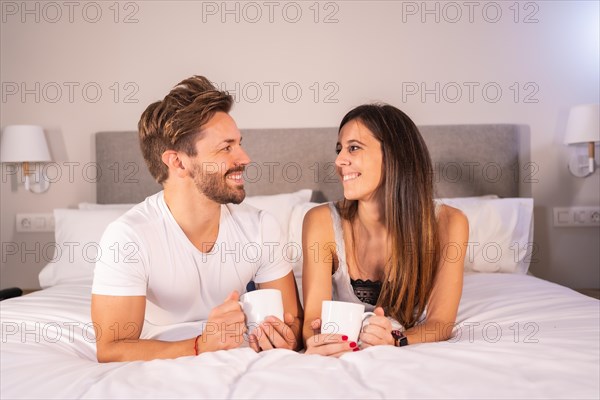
[1, 1, 599, 290]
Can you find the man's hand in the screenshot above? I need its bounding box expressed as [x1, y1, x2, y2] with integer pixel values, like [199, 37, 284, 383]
[358, 307, 394, 348]
[304, 318, 358, 357]
[248, 312, 299, 351]
[197, 291, 247, 353]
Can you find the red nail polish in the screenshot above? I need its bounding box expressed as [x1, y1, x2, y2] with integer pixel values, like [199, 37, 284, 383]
[349, 342, 357, 348]
[353, 347, 360, 352]
[341, 335, 348, 341]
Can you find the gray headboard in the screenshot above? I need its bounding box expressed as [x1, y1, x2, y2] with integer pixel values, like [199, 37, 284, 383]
[96, 124, 528, 204]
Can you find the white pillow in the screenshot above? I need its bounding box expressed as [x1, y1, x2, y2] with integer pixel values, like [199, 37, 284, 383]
[437, 197, 534, 274]
[286, 196, 532, 301]
[38, 208, 128, 288]
[287, 202, 321, 303]
[242, 189, 312, 238]
[78, 202, 136, 210]
[79, 189, 313, 234]
[60, 191, 311, 288]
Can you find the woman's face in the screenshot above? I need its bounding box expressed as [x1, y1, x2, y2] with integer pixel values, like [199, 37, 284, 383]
[335, 119, 383, 202]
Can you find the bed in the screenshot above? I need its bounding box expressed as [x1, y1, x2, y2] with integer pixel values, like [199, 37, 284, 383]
[1, 125, 598, 399]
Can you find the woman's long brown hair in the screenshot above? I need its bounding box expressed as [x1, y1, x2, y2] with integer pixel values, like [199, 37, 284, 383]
[337, 104, 440, 329]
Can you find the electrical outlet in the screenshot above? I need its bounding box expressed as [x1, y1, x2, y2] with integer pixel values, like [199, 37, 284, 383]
[553, 207, 600, 227]
[16, 213, 55, 232]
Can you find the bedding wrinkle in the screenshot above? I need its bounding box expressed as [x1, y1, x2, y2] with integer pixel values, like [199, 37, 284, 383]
[228, 349, 384, 399]
[2, 253, 599, 398]
[224, 346, 268, 399]
[78, 359, 144, 398]
[335, 351, 386, 399]
[8, 124, 597, 398]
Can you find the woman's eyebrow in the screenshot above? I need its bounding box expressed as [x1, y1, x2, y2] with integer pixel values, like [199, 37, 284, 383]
[344, 139, 367, 146]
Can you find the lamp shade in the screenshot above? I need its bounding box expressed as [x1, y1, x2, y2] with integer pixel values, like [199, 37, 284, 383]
[0, 125, 52, 162]
[564, 104, 600, 144]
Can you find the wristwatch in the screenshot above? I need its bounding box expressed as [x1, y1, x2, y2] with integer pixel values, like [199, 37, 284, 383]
[391, 330, 409, 347]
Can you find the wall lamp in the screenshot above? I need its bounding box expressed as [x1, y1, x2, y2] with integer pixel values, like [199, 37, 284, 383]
[564, 104, 600, 178]
[0, 125, 52, 193]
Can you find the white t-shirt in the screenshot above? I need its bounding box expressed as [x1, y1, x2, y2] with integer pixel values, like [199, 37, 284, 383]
[92, 191, 291, 327]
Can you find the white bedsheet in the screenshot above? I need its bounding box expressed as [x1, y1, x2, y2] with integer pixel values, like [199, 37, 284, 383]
[1, 273, 598, 399]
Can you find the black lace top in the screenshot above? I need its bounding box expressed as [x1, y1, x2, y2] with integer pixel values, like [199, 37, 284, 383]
[350, 279, 382, 306]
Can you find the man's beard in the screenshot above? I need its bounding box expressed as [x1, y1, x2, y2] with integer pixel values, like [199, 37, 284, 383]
[190, 163, 246, 204]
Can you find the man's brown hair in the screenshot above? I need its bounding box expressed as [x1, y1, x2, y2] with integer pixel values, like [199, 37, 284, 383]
[138, 76, 233, 184]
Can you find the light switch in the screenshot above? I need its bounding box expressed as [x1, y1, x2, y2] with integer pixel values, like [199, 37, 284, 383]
[15, 213, 54, 232]
[553, 207, 600, 227]
[556, 211, 570, 224]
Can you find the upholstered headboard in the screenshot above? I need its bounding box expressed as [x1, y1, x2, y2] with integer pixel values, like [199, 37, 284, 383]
[96, 125, 528, 204]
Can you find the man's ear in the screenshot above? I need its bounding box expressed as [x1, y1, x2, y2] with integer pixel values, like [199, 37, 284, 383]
[161, 150, 188, 178]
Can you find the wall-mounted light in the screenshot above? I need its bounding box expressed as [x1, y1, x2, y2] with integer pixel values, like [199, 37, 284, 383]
[0, 125, 52, 193]
[564, 104, 600, 177]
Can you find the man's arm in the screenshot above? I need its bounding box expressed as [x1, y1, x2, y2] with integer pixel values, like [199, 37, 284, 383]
[91, 295, 195, 362]
[255, 271, 304, 351]
[91, 291, 247, 362]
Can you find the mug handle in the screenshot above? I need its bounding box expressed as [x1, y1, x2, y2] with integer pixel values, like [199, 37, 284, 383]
[357, 312, 376, 346]
[238, 301, 249, 323]
[362, 311, 376, 326]
[236, 301, 252, 348]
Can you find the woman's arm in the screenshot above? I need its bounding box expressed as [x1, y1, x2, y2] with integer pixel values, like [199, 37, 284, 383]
[404, 205, 469, 344]
[302, 205, 356, 356]
[360, 205, 469, 347]
[301, 205, 334, 345]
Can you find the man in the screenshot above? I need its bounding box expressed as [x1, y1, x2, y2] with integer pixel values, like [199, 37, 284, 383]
[91, 76, 302, 362]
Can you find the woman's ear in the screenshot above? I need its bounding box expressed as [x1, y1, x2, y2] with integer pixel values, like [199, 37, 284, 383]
[161, 150, 188, 178]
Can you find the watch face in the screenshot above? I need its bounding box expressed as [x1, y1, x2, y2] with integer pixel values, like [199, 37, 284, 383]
[391, 330, 408, 347]
[399, 336, 408, 347]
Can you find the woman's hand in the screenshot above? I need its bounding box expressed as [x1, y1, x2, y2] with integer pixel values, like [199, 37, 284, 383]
[358, 307, 394, 348]
[304, 318, 358, 357]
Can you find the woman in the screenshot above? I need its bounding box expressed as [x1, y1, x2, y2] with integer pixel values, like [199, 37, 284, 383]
[302, 104, 469, 356]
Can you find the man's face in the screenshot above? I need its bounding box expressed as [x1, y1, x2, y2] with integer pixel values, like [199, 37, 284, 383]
[187, 112, 251, 204]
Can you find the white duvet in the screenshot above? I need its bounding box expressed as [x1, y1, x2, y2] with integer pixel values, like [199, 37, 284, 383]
[1, 273, 598, 399]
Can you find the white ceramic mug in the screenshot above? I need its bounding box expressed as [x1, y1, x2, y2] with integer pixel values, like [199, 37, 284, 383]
[239, 289, 284, 328]
[321, 300, 375, 342]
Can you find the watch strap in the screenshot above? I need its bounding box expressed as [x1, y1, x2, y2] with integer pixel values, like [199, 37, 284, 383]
[391, 330, 408, 347]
